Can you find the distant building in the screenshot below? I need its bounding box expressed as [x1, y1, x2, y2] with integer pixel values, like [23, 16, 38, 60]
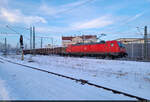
[115, 38, 150, 44]
[45, 44, 60, 48]
[62, 35, 97, 47]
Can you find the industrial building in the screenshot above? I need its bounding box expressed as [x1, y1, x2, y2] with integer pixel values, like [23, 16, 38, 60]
[62, 35, 97, 47]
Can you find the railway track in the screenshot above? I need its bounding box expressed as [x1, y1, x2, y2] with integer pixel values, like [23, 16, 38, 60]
[0, 57, 148, 101]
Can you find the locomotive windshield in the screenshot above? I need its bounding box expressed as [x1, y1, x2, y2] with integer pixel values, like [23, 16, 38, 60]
[118, 42, 125, 48]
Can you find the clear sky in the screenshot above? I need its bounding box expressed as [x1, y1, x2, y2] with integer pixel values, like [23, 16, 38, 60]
[0, 0, 150, 48]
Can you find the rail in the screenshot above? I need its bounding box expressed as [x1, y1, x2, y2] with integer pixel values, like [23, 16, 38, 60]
[0, 57, 148, 101]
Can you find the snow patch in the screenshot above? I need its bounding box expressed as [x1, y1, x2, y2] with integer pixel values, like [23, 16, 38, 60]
[0, 78, 10, 100]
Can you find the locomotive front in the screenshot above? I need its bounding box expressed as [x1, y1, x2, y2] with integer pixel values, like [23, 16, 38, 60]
[117, 41, 128, 57]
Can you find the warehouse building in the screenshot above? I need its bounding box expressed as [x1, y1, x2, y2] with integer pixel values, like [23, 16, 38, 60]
[116, 38, 150, 44]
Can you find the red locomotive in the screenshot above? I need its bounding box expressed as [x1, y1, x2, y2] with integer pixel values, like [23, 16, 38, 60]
[24, 40, 127, 59]
[65, 40, 127, 59]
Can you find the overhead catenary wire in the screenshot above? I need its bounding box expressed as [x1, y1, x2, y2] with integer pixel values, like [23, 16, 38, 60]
[5, 25, 31, 41]
[4, 25, 52, 48]
[2, 1, 149, 46]
[47, 0, 95, 17]
[104, 10, 150, 35]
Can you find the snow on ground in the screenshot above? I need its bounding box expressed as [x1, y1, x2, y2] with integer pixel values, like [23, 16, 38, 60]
[1, 54, 150, 99]
[0, 58, 135, 100]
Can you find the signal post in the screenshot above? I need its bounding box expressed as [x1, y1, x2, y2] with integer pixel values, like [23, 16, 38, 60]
[20, 35, 24, 60]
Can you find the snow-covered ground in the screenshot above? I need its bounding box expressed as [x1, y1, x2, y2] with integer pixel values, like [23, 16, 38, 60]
[1, 54, 150, 100]
[0, 57, 135, 100]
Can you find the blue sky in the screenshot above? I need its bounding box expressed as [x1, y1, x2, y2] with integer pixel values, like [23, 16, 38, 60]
[0, 0, 150, 48]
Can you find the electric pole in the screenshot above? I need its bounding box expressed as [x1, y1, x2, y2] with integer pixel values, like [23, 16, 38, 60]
[33, 26, 35, 55]
[4, 37, 7, 55]
[30, 27, 32, 50]
[51, 37, 53, 55]
[41, 37, 43, 48]
[33, 26, 35, 49]
[144, 26, 148, 60]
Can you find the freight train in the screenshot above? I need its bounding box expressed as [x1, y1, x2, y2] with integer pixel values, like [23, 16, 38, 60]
[23, 40, 127, 59]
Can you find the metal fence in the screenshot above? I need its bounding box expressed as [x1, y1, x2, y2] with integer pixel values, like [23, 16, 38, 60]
[124, 41, 150, 60]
